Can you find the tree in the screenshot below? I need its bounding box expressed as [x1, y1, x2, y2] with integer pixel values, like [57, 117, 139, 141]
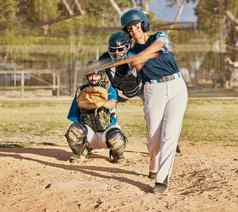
[166, 0, 196, 7]
[194, 0, 236, 38]
[0, 0, 17, 31]
[194, 0, 238, 88]
[224, 1, 238, 47]
[27, 0, 60, 24]
[59, 0, 84, 16]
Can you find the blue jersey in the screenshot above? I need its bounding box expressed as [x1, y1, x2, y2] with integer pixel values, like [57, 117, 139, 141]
[129, 32, 180, 83]
[67, 84, 118, 125]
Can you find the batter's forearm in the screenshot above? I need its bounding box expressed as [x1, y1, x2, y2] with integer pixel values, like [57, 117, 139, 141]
[132, 52, 160, 72]
[130, 40, 163, 71]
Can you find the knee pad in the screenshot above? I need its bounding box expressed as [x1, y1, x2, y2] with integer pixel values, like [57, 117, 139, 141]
[106, 128, 127, 162]
[65, 123, 88, 155]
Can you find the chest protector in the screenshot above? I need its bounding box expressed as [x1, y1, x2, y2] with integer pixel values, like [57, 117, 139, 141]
[80, 107, 111, 132]
[78, 71, 112, 132]
[107, 64, 142, 98]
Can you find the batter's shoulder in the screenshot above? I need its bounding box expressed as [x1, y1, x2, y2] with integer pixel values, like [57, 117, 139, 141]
[153, 31, 172, 51]
[148, 31, 167, 41]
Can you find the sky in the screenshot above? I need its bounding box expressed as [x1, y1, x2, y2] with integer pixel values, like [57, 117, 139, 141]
[150, 0, 197, 22]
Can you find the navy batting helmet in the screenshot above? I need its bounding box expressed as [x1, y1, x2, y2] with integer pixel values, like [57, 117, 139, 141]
[120, 8, 150, 32]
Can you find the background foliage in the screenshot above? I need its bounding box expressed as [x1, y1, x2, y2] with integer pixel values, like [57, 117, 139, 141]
[0, 0, 238, 92]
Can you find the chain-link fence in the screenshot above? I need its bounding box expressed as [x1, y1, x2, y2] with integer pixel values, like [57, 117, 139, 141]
[0, 23, 238, 97]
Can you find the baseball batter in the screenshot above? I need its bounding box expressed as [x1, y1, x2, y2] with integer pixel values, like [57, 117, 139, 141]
[120, 8, 188, 193]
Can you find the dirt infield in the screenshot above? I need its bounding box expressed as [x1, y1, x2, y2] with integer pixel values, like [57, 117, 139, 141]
[0, 141, 238, 212]
[0, 98, 238, 211]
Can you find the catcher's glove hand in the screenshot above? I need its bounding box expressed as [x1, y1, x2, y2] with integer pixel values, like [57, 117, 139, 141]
[77, 86, 108, 110]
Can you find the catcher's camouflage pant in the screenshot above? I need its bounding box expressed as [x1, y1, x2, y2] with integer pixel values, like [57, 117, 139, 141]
[143, 77, 187, 183]
[65, 123, 126, 162]
[87, 125, 127, 162]
[65, 123, 88, 155]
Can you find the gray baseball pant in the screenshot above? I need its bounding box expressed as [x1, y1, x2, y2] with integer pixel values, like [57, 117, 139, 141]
[143, 77, 188, 183]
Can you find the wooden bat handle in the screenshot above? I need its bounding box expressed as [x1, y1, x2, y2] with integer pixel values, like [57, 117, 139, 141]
[97, 56, 135, 71]
[99, 52, 159, 71]
[85, 52, 159, 73]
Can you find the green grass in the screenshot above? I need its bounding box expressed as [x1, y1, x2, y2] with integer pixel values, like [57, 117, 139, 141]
[188, 88, 238, 97]
[0, 98, 238, 147]
[182, 99, 238, 145]
[0, 100, 69, 146]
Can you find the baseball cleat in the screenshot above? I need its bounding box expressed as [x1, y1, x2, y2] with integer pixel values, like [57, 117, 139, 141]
[152, 182, 168, 194]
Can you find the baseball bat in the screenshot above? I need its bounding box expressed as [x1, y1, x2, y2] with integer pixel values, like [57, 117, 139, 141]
[84, 56, 135, 74]
[84, 52, 159, 74]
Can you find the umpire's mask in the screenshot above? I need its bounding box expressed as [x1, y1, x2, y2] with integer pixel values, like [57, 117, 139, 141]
[108, 32, 130, 60]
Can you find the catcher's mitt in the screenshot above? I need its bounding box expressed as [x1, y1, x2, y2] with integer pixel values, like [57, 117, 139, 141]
[77, 86, 108, 110]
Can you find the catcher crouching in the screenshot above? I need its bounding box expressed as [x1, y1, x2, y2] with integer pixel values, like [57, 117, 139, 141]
[65, 70, 127, 163]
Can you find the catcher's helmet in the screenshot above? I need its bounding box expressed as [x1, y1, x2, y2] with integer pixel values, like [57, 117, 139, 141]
[120, 8, 150, 32]
[108, 32, 130, 60]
